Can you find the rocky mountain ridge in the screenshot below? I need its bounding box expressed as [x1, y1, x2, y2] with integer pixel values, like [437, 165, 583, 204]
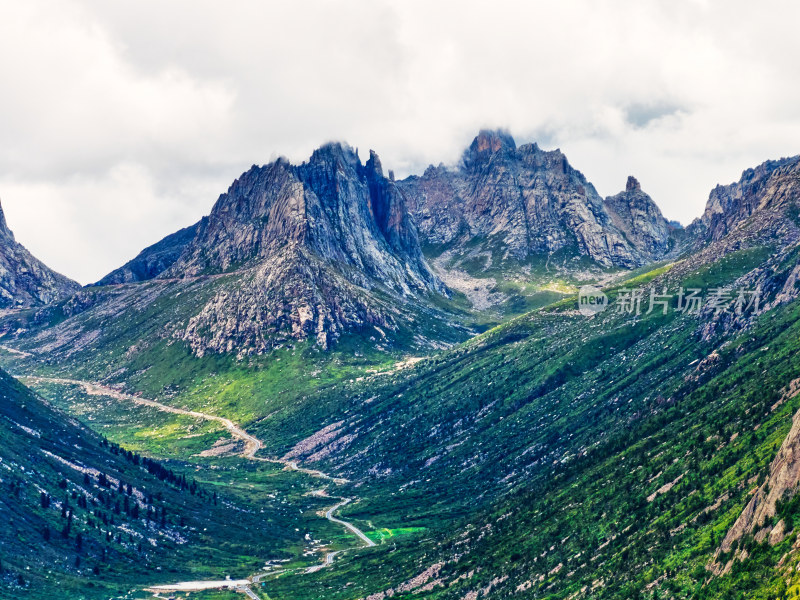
[688, 155, 800, 243]
[29, 136, 800, 359]
[667, 156, 800, 317]
[399, 130, 676, 271]
[96, 222, 203, 285]
[162, 145, 442, 293]
[21, 144, 459, 359]
[0, 200, 80, 308]
[103, 131, 679, 292]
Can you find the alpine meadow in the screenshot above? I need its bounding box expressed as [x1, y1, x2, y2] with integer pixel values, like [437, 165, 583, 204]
[2, 3, 800, 600]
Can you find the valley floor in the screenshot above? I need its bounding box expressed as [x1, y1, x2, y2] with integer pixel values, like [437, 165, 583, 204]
[16, 373, 383, 599]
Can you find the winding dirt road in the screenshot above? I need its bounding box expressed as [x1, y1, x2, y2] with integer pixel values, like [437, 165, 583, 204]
[310, 492, 376, 549]
[23, 376, 375, 597]
[24, 376, 347, 481]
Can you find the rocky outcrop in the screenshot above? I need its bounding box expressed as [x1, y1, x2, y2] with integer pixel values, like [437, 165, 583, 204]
[723, 408, 800, 551]
[603, 176, 673, 261]
[0, 200, 80, 308]
[399, 130, 673, 269]
[711, 397, 800, 575]
[159, 145, 442, 293]
[179, 246, 404, 355]
[688, 156, 800, 243]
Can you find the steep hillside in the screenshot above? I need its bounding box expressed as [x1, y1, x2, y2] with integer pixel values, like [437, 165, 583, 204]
[0, 201, 79, 308]
[261, 268, 800, 600]
[242, 156, 800, 600]
[0, 368, 317, 599]
[0, 144, 469, 376]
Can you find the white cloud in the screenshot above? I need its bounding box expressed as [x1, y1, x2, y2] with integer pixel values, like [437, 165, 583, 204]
[1, 0, 799, 282]
[0, 164, 222, 283]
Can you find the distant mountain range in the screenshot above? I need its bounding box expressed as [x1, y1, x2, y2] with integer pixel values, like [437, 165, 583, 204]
[1, 132, 798, 362]
[99, 130, 679, 287]
[18, 130, 678, 360]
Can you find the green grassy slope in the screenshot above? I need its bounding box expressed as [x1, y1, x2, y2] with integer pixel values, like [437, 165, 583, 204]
[0, 369, 336, 600]
[6, 239, 796, 600]
[2, 179, 798, 599]
[254, 239, 800, 599]
[421, 236, 620, 328]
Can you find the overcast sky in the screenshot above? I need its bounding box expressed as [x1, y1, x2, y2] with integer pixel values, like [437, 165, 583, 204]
[1, 0, 799, 284]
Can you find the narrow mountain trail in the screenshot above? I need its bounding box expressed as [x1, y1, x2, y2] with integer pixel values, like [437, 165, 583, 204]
[22, 375, 376, 598]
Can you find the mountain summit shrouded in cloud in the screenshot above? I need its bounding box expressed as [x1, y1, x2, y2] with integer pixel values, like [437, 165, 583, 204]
[50, 131, 674, 359]
[1, 1, 799, 283]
